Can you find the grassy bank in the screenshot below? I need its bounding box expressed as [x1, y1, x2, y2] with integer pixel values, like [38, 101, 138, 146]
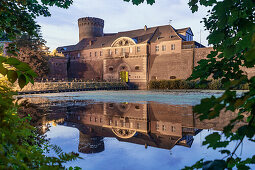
[148, 80, 249, 90]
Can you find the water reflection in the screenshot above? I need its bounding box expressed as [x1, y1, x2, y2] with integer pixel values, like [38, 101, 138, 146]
[28, 99, 244, 154]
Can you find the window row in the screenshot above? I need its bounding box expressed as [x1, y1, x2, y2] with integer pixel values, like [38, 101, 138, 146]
[89, 117, 103, 123]
[108, 46, 141, 55]
[155, 44, 175, 52]
[108, 66, 140, 71]
[89, 51, 103, 57]
[108, 120, 142, 129]
[156, 123, 176, 132]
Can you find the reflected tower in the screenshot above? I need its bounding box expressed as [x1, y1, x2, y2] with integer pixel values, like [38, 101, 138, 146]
[78, 131, 105, 154]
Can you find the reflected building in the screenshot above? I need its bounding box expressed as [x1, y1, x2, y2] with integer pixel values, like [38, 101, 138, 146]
[46, 102, 200, 152]
[39, 100, 245, 154]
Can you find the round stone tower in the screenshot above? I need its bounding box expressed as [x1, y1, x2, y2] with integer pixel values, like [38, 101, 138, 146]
[78, 17, 104, 41]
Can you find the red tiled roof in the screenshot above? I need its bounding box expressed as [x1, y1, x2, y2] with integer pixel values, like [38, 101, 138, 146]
[57, 25, 188, 52]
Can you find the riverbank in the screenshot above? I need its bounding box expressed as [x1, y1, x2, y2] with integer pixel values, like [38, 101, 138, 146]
[14, 82, 129, 95]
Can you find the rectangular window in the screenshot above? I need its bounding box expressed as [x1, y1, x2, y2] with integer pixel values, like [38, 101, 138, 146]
[89, 52, 92, 57]
[137, 46, 140, 52]
[108, 49, 111, 55]
[171, 126, 176, 132]
[155, 45, 159, 52]
[162, 45, 166, 51]
[156, 122, 159, 130]
[95, 52, 97, 57]
[100, 51, 102, 56]
[171, 44, 175, 50]
[162, 125, 166, 131]
[122, 48, 126, 56]
[115, 49, 118, 54]
[137, 123, 140, 129]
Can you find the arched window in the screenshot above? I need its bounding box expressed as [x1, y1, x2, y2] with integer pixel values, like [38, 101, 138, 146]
[109, 67, 113, 71]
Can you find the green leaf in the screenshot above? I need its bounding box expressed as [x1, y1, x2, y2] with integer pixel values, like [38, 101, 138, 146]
[6, 57, 21, 66]
[18, 74, 27, 89]
[7, 70, 18, 83]
[219, 149, 230, 155]
[26, 69, 38, 78]
[203, 160, 227, 170]
[15, 62, 31, 72]
[0, 63, 8, 75]
[237, 125, 255, 138]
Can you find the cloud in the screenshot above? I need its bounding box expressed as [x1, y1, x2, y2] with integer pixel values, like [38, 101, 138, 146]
[36, 0, 210, 50]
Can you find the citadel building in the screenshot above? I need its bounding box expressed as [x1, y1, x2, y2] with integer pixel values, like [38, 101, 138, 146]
[52, 17, 214, 89]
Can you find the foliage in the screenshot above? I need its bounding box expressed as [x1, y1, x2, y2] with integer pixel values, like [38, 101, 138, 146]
[0, 86, 81, 169]
[0, 0, 73, 41]
[185, 0, 255, 169]
[0, 0, 82, 169]
[12, 33, 50, 78]
[148, 80, 248, 90]
[0, 56, 37, 88]
[0, 43, 4, 56]
[126, 0, 255, 169]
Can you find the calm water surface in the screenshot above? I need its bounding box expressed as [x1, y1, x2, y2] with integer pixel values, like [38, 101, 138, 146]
[21, 90, 254, 170]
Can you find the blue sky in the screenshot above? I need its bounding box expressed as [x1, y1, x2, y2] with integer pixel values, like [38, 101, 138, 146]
[47, 125, 255, 170]
[36, 0, 210, 50]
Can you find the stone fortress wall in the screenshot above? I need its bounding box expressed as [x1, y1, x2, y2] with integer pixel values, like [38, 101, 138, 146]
[49, 17, 255, 89]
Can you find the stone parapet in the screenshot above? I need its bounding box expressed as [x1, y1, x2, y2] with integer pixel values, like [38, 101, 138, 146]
[14, 82, 128, 94]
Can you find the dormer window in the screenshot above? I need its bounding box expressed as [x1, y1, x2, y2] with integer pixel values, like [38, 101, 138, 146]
[162, 45, 166, 51]
[137, 46, 140, 52]
[171, 44, 175, 50]
[155, 45, 159, 52]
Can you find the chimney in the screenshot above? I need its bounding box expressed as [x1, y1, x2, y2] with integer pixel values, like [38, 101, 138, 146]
[89, 40, 93, 46]
[144, 25, 147, 31]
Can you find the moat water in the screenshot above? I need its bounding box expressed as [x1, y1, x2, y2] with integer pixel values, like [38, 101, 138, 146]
[20, 90, 254, 170]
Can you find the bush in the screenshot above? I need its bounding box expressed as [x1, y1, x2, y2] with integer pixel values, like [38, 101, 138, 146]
[0, 86, 81, 169]
[148, 79, 234, 90]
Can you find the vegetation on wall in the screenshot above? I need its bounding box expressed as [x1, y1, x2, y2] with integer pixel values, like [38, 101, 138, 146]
[148, 80, 249, 90]
[125, 0, 255, 169]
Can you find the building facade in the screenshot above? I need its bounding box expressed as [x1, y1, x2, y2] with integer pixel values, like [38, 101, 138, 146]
[52, 17, 254, 89]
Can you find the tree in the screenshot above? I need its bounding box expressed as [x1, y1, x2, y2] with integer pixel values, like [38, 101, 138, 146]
[125, 0, 255, 169]
[14, 33, 50, 78]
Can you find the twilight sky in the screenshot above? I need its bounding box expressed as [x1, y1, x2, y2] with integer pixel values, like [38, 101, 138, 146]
[36, 0, 210, 50]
